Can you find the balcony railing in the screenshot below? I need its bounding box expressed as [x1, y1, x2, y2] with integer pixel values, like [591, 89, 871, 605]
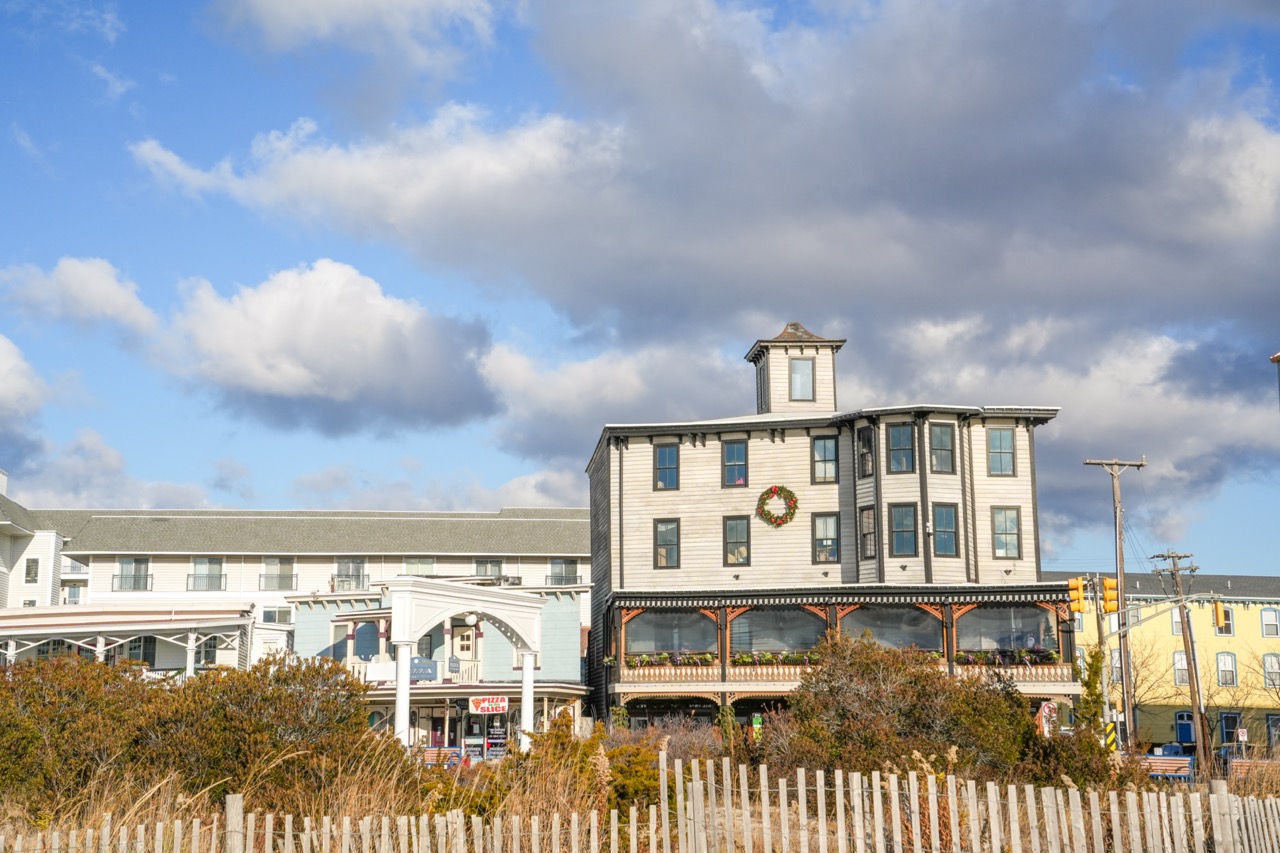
[112, 574, 153, 591]
[63, 561, 89, 575]
[949, 661, 1078, 686]
[260, 573, 298, 591]
[331, 574, 369, 592]
[348, 657, 482, 685]
[616, 661, 813, 684]
[187, 574, 227, 591]
[546, 574, 581, 586]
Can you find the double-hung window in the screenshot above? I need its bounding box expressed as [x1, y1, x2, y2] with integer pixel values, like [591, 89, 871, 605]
[655, 520, 680, 568]
[859, 507, 876, 559]
[1217, 606, 1235, 637]
[190, 557, 225, 591]
[992, 507, 1021, 559]
[888, 425, 914, 473]
[857, 428, 875, 478]
[811, 436, 838, 484]
[1265, 654, 1280, 689]
[1265, 609, 1280, 638]
[813, 513, 839, 563]
[988, 427, 1015, 476]
[654, 444, 679, 490]
[929, 424, 955, 474]
[24, 558, 38, 583]
[1174, 651, 1189, 686]
[1110, 649, 1123, 684]
[890, 505, 917, 557]
[474, 558, 503, 577]
[722, 440, 748, 487]
[724, 517, 750, 566]
[405, 556, 435, 577]
[932, 504, 958, 557]
[1172, 610, 1183, 635]
[1218, 652, 1237, 687]
[790, 358, 814, 401]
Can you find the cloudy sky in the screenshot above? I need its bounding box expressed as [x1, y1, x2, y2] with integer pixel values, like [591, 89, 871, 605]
[2, 0, 1278, 577]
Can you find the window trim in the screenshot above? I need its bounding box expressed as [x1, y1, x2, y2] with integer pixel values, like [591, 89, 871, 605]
[1174, 651, 1189, 686]
[654, 519, 680, 569]
[932, 503, 958, 558]
[1264, 608, 1280, 638]
[812, 512, 840, 564]
[654, 443, 680, 491]
[789, 357, 815, 402]
[1217, 651, 1237, 687]
[929, 423, 956, 474]
[1217, 606, 1235, 637]
[991, 506, 1022, 560]
[889, 503, 918, 558]
[1265, 653, 1280, 689]
[857, 427, 875, 478]
[987, 427, 1016, 477]
[723, 516, 751, 567]
[722, 439, 749, 489]
[887, 424, 915, 474]
[811, 434, 839, 485]
[24, 558, 39, 584]
[1172, 610, 1183, 636]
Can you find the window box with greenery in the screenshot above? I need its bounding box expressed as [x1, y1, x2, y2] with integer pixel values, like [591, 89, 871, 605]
[730, 650, 821, 666]
[622, 652, 717, 668]
[953, 649, 1059, 666]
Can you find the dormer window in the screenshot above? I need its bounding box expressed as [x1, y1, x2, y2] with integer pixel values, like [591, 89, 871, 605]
[790, 358, 815, 401]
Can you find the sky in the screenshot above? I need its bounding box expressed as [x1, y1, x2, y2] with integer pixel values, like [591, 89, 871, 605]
[1, 0, 1279, 577]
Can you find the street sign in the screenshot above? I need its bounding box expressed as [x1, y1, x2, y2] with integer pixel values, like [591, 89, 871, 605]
[469, 695, 510, 714]
[1239, 727, 1249, 743]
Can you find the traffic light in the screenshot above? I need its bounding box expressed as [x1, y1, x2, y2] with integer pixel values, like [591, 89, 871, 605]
[1214, 600, 1227, 629]
[1069, 577, 1087, 612]
[1101, 577, 1119, 613]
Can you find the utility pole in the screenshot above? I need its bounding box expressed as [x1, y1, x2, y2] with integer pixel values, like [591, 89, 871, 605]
[1084, 456, 1145, 750]
[1152, 551, 1213, 777]
[1272, 352, 1280, 413]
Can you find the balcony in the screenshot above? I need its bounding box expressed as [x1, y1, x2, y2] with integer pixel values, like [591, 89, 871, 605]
[187, 574, 227, 591]
[112, 574, 153, 591]
[546, 574, 582, 586]
[331, 574, 369, 592]
[949, 661, 1080, 692]
[347, 657, 482, 685]
[260, 573, 298, 591]
[63, 561, 89, 575]
[616, 661, 808, 685]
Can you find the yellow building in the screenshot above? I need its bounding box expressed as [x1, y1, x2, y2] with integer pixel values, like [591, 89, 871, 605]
[1053, 571, 1280, 752]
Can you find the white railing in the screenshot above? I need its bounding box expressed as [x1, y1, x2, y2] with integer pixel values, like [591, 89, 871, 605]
[347, 657, 482, 684]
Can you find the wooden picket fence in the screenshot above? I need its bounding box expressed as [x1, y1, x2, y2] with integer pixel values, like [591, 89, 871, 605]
[3, 753, 1279, 853]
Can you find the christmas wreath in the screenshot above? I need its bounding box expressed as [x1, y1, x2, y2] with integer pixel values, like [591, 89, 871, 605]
[756, 484, 798, 527]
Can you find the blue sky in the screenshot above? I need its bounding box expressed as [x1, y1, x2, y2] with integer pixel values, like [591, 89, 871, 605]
[1, 0, 1278, 576]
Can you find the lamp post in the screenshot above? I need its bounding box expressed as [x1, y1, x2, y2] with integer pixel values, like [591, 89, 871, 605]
[1271, 352, 1279, 412]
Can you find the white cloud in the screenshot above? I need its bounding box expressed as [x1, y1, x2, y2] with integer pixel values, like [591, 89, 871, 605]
[1, 257, 159, 336]
[168, 259, 498, 433]
[288, 462, 587, 510]
[91, 63, 134, 100]
[10, 430, 209, 509]
[0, 334, 48, 423]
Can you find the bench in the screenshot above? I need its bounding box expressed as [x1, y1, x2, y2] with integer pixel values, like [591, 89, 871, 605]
[1227, 758, 1280, 778]
[415, 746, 463, 767]
[1140, 754, 1194, 781]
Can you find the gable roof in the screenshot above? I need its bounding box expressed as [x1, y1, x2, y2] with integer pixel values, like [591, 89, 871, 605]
[0, 493, 36, 535]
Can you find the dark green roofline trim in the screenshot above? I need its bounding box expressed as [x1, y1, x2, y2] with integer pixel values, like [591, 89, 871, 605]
[610, 583, 1071, 610]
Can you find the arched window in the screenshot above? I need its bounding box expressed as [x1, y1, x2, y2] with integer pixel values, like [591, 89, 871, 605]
[730, 608, 826, 653]
[1217, 606, 1235, 637]
[840, 606, 942, 651]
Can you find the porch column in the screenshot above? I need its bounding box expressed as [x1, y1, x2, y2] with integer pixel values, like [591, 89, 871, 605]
[5, 638, 14, 666]
[519, 650, 536, 752]
[185, 630, 197, 676]
[394, 641, 413, 746]
[95, 634, 105, 662]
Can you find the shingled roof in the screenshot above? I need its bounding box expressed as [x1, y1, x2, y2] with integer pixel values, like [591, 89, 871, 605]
[744, 321, 846, 363]
[28, 507, 589, 557]
[1043, 570, 1280, 602]
[0, 494, 36, 534]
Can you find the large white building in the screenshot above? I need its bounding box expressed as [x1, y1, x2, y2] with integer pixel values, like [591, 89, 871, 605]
[0, 478, 591, 755]
[587, 323, 1079, 723]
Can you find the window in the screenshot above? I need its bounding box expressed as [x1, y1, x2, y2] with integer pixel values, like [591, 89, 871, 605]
[116, 557, 151, 591]
[1172, 610, 1183, 635]
[890, 504, 917, 557]
[198, 637, 217, 666]
[1265, 654, 1280, 689]
[261, 556, 296, 590]
[23, 600, 37, 608]
[1174, 651, 1189, 686]
[262, 607, 292, 624]
[724, 517, 750, 566]
[1221, 712, 1241, 745]
[1111, 649, 1123, 684]
[549, 558, 579, 584]
[655, 520, 680, 568]
[417, 633, 435, 657]
[929, 424, 955, 474]
[1218, 652, 1237, 687]
[992, 508, 1021, 559]
[1264, 609, 1280, 638]
[955, 605, 1058, 652]
[190, 557, 224, 591]
[932, 504, 958, 557]
[1175, 712, 1195, 744]
[405, 557, 435, 576]
[730, 607, 826, 653]
[811, 435, 838, 484]
[334, 557, 367, 591]
[65, 586, 82, 605]
[840, 605, 943, 650]
[1217, 606, 1235, 637]
[857, 428, 875, 478]
[654, 444, 679, 491]
[36, 639, 72, 658]
[888, 425, 914, 473]
[124, 636, 157, 667]
[988, 427, 1015, 476]
[813, 513, 839, 563]
[859, 507, 876, 559]
[1073, 613, 1084, 633]
[790, 358, 814, 401]
[722, 440, 748, 487]
[624, 610, 717, 654]
[24, 558, 38, 583]
[474, 558, 503, 577]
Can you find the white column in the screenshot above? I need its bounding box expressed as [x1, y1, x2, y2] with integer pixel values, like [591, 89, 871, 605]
[185, 630, 197, 676]
[95, 634, 105, 662]
[395, 642, 412, 746]
[5, 638, 15, 666]
[519, 650, 536, 752]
